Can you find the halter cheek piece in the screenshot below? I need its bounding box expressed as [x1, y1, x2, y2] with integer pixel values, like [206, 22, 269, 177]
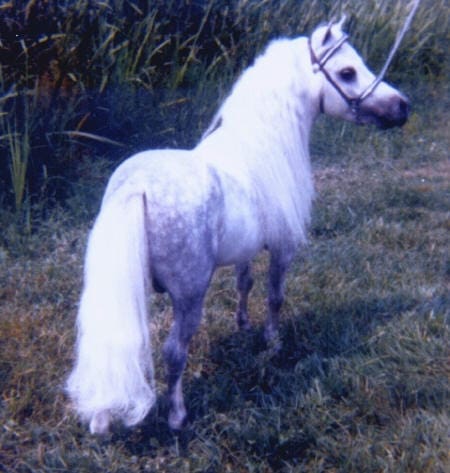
[308, 33, 377, 117]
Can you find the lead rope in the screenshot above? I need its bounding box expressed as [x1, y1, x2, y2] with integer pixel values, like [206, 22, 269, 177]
[358, 0, 422, 103]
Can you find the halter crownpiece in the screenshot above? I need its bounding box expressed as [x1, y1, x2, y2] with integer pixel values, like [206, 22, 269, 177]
[311, 33, 349, 74]
[308, 31, 359, 113]
[310, 0, 421, 115]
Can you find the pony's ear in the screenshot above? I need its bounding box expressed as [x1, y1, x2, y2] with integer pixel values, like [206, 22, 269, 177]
[322, 20, 334, 45]
[336, 14, 347, 31]
[320, 14, 347, 45]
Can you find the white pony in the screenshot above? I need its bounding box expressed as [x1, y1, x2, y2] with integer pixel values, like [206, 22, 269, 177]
[66, 18, 408, 435]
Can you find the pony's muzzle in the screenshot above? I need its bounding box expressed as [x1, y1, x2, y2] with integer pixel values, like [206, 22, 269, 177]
[380, 95, 410, 129]
[361, 93, 409, 130]
[394, 95, 410, 125]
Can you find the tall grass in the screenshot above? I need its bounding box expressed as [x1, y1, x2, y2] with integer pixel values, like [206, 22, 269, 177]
[0, 0, 448, 212]
[0, 56, 31, 212]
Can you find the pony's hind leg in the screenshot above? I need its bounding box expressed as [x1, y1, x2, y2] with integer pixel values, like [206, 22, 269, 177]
[89, 410, 112, 435]
[264, 247, 295, 347]
[235, 263, 253, 330]
[163, 295, 205, 430]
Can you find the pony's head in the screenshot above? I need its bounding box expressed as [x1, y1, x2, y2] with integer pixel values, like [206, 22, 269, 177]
[309, 17, 409, 129]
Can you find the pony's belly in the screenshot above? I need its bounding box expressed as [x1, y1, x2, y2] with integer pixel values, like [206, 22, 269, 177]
[216, 240, 263, 266]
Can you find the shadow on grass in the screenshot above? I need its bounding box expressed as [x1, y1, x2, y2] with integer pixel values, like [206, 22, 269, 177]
[113, 291, 419, 459]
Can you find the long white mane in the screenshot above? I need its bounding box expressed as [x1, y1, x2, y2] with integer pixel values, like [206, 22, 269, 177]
[198, 37, 318, 244]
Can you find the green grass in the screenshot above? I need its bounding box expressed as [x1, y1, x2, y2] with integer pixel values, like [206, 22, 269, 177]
[0, 1, 449, 471]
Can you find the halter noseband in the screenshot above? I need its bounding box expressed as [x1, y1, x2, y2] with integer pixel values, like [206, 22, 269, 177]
[309, 33, 371, 116]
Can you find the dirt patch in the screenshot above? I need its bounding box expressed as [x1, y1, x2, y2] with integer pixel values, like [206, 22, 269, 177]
[400, 160, 450, 181]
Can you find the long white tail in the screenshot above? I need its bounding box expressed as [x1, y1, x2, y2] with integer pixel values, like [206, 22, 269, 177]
[66, 189, 155, 434]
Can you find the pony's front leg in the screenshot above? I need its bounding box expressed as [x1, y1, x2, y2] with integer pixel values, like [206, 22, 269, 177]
[163, 296, 204, 430]
[235, 263, 254, 330]
[265, 247, 295, 347]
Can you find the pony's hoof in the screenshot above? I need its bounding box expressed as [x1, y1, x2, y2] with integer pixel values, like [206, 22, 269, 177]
[237, 320, 251, 331]
[236, 310, 251, 331]
[267, 337, 282, 354]
[264, 328, 282, 353]
[168, 407, 187, 431]
[89, 410, 111, 435]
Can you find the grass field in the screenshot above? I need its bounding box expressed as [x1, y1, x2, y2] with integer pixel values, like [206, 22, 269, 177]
[1, 88, 448, 472]
[1, 1, 449, 472]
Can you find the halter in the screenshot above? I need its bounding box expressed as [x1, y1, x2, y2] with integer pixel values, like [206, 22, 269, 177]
[309, 0, 421, 116]
[308, 33, 364, 115]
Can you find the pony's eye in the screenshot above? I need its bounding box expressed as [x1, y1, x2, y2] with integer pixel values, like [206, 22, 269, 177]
[339, 67, 356, 82]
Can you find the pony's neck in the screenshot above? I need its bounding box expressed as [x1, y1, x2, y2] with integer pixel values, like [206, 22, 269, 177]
[213, 37, 319, 149]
